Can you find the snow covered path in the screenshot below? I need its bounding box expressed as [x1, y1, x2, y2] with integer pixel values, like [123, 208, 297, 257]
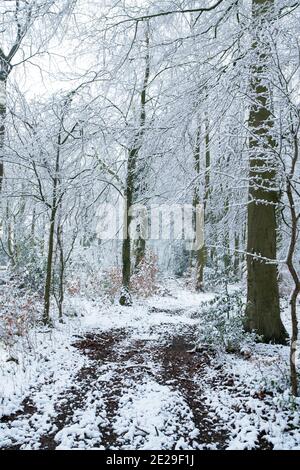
[0, 289, 228, 450]
[1, 285, 300, 450]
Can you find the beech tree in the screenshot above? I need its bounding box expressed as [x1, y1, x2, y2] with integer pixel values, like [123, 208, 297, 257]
[245, 0, 287, 343]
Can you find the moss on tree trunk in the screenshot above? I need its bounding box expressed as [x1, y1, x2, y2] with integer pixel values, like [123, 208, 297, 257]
[245, 0, 287, 344]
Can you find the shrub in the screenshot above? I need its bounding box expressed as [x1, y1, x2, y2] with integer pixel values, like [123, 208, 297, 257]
[196, 288, 257, 353]
[12, 238, 46, 293]
[104, 251, 159, 301]
[131, 251, 159, 298]
[103, 267, 123, 299]
[66, 278, 81, 296]
[0, 280, 42, 347]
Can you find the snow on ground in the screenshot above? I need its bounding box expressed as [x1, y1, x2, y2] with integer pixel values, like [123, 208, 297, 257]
[0, 322, 85, 419]
[0, 325, 87, 448]
[202, 341, 300, 450]
[114, 377, 199, 450]
[54, 386, 108, 450]
[0, 279, 300, 450]
[75, 278, 212, 334]
[79, 300, 195, 332]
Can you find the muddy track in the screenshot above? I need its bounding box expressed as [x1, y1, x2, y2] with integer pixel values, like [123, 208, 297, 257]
[71, 326, 229, 450]
[1, 324, 229, 450]
[151, 334, 228, 449]
[39, 329, 128, 449]
[1, 330, 125, 450]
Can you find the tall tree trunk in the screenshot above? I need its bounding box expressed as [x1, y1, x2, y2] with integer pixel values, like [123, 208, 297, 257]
[286, 186, 299, 395]
[245, 0, 287, 343]
[286, 133, 300, 396]
[120, 153, 135, 306]
[120, 27, 150, 304]
[5, 204, 13, 261]
[43, 206, 57, 324]
[56, 223, 65, 321]
[234, 234, 240, 278]
[134, 234, 146, 269]
[31, 208, 36, 238]
[0, 77, 6, 193]
[289, 288, 299, 396]
[192, 126, 202, 289]
[195, 118, 210, 291]
[43, 130, 62, 323]
[133, 29, 151, 270]
[0, 1, 37, 192]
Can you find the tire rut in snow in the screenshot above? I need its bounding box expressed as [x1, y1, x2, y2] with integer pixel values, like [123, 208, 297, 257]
[150, 332, 229, 449]
[71, 329, 132, 448]
[77, 336, 158, 449]
[39, 329, 126, 449]
[0, 329, 125, 450]
[1, 324, 228, 450]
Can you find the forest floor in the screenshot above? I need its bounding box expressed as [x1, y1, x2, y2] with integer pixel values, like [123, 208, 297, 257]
[0, 280, 300, 450]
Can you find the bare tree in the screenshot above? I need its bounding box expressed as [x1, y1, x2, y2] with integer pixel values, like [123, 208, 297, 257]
[0, 0, 75, 193]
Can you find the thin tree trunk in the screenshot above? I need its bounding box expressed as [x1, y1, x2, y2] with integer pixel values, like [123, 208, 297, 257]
[43, 131, 62, 323]
[120, 162, 134, 306]
[0, 77, 6, 193]
[31, 208, 36, 238]
[5, 203, 14, 264]
[7, 223, 14, 263]
[245, 0, 287, 343]
[234, 234, 240, 277]
[195, 118, 210, 291]
[192, 126, 202, 290]
[134, 236, 146, 269]
[286, 199, 299, 396]
[0, 1, 35, 192]
[204, 119, 210, 207]
[43, 206, 57, 324]
[289, 291, 299, 396]
[56, 223, 65, 321]
[286, 133, 300, 396]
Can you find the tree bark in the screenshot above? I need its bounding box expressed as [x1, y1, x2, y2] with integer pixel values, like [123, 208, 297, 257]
[43, 206, 57, 324]
[120, 151, 135, 306]
[56, 223, 65, 321]
[286, 133, 300, 396]
[133, 30, 151, 271]
[43, 126, 62, 323]
[120, 27, 150, 305]
[234, 234, 240, 277]
[0, 77, 6, 193]
[245, 0, 287, 343]
[192, 126, 202, 290]
[194, 119, 210, 291]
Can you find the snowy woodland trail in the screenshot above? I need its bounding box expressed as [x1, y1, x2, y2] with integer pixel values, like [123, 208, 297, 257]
[1, 284, 299, 450]
[1, 0, 300, 456]
[0, 289, 229, 450]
